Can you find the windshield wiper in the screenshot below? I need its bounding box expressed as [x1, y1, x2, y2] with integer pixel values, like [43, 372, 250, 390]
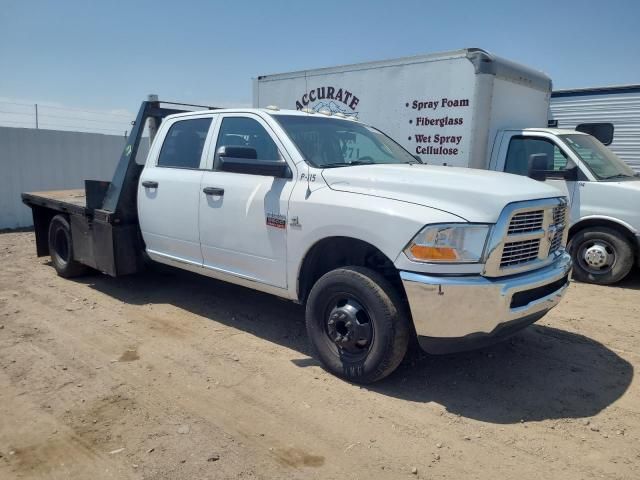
[600, 173, 634, 180]
[321, 160, 375, 168]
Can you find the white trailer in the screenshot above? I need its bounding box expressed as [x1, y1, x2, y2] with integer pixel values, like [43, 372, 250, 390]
[550, 85, 640, 173]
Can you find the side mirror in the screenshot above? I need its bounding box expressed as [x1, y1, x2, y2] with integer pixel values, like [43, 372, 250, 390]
[576, 123, 614, 146]
[217, 146, 291, 178]
[217, 145, 257, 160]
[561, 165, 579, 181]
[528, 153, 550, 181]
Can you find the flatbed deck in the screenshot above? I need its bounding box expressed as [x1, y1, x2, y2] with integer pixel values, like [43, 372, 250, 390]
[22, 189, 89, 216]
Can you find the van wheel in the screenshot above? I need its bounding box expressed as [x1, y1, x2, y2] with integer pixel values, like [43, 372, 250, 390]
[48, 215, 88, 278]
[569, 227, 634, 285]
[305, 266, 410, 383]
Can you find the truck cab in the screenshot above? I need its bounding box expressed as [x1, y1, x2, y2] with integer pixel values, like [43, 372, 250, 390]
[491, 128, 640, 284]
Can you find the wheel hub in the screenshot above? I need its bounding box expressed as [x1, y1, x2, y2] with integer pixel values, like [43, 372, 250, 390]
[583, 244, 610, 268]
[326, 299, 372, 354]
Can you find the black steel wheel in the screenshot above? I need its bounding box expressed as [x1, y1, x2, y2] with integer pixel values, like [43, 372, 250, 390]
[306, 266, 410, 383]
[48, 215, 88, 278]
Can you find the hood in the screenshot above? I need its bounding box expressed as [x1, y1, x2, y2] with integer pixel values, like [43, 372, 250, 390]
[321, 164, 562, 223]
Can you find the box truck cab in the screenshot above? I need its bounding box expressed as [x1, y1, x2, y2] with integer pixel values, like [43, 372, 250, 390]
[490, 127, 640, 284]
[254, 48, 640, 284]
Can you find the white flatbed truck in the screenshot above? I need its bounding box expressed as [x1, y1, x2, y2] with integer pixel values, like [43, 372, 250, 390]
[22, 97, 571, 383]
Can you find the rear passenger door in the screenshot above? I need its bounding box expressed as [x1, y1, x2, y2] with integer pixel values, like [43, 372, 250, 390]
[138, 115, 215, 265]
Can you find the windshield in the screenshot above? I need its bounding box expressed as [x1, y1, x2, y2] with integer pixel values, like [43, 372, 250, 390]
[274, 115, 418, 168]
[561, 134, 637, 181]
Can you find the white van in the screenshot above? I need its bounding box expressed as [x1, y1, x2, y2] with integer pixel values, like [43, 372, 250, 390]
[254, 48, 640, 284]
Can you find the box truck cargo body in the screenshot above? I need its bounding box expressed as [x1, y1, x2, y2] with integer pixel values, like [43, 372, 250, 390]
[254, 48, 551, 168]
[255, 49, 640, 285]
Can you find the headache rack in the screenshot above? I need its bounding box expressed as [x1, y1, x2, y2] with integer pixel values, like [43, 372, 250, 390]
[21, 95, 219, 277]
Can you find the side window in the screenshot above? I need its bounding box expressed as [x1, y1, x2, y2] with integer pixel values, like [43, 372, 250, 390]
[504, 136, 568, 176]
[157, 118, 212, 169]
[214, 117, 280, 166]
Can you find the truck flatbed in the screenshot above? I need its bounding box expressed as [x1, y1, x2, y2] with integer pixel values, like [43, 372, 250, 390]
[22, 189, 88, 216]
[19, 98, 218, 277]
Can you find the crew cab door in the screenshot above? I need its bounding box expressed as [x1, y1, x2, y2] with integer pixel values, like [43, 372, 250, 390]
[138, 115, 215, 265]
[496, 131, 579, 223]
[199, 114, 295, 288]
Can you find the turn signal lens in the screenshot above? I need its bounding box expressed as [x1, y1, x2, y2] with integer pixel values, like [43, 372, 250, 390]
[409, 245, 459, 261]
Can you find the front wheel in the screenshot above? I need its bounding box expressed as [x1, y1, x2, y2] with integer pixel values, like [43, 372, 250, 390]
[569, 227, 634, 285]
[305, 266, 410, 383]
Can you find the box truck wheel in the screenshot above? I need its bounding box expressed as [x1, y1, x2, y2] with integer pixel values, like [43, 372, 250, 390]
[305, 266, 410, 383]
[569, 227, 634, 285]
[48, 215, 88, 278]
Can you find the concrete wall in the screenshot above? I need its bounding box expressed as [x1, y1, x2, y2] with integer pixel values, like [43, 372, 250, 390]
[0, 126, 146, 229]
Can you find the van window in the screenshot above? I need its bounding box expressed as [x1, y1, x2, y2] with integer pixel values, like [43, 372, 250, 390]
[214, 117, 281, 167]
[504, 136, 569, 176]
[157, 118, 212, 169]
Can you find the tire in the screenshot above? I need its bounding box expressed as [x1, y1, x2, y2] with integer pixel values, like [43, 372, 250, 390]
[305, 266, 410, 383]
[48, 215, 88, 278]
[569, 227, 634, 285]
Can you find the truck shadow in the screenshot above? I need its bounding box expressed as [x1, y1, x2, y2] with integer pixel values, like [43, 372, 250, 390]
[78, 265, 633, 425]
[609, 269, 640, 290]
[370, 326, 633, 423]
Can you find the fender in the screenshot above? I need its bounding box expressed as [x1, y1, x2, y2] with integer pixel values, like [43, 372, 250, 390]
[570, 215, 638, 237]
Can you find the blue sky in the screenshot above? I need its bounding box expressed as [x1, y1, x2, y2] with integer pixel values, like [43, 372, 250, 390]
[1, 0, 639, 115]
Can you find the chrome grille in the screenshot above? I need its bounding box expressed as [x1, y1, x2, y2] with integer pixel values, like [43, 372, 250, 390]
[484, 198, 569, 277]
[507, 210, 544, 234]
[549, 232, 563, 253]
[501, 239, 541, 267]
[553, 204, 566, 226]
[549, 204, 567, 254]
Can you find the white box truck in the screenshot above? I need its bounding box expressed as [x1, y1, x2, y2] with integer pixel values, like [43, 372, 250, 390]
[254, 48, 640, 285]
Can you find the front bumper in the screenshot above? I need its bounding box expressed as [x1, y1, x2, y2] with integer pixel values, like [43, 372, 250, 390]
[400, 252, 572, 354]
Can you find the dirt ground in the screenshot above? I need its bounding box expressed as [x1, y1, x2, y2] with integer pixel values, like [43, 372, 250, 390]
[0, 231, 638, 480]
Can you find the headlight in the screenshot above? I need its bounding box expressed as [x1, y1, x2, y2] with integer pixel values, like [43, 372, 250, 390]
[404, 224, 490, 263]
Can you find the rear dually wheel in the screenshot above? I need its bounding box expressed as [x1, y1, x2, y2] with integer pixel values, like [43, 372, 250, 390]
[48, 214, 88, 278]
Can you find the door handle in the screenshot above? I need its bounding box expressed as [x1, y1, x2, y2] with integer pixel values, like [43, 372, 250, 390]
[142, 180, 158, 188]
[203, 187, 224, 196]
